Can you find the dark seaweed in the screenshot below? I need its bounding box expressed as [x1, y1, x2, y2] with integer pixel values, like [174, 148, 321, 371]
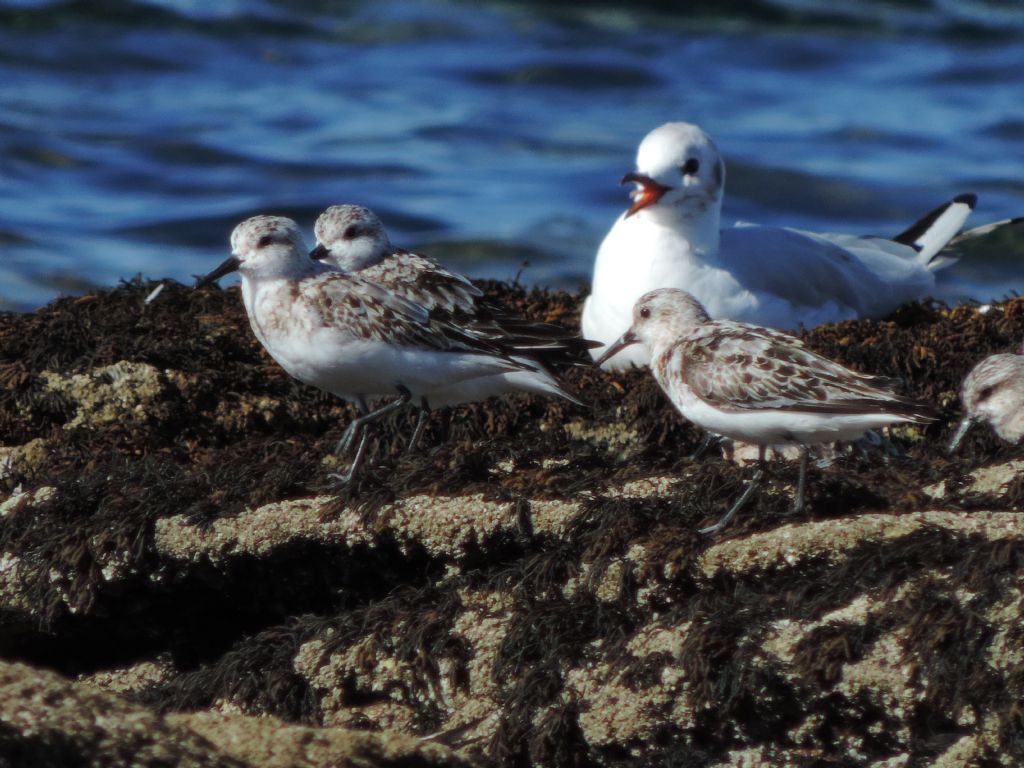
[2, 279, 1024, 767]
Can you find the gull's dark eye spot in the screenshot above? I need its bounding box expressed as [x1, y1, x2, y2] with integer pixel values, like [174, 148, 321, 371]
[681, 158, 700, 176]
[639, 306, 651, 319]
[256, 234, 275, 248]
[977, 385, 995, 402]
[343, 225, 359, 240]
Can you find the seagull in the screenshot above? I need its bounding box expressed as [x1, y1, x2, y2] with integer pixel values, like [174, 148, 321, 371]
[597, 288, 936, 534]
[310, 204, 593, 446]
[948, 346, 1024, 453]
[583, 121, 1006, 370]
[197, 215, 555, 481]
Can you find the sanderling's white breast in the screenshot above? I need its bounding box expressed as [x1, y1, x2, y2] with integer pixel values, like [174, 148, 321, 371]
[198, 214, 541, 481]
[583, 121, 1018, 370]
[948, 347, 1024, 453]
[597, 287, 935, 533]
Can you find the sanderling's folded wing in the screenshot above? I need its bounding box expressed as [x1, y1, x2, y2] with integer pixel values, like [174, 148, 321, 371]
[303, 272, 536, 370]
[681, 323, 933, 419]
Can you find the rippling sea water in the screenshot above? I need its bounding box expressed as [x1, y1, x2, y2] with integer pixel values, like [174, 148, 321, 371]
[1, 0, 1023, 312]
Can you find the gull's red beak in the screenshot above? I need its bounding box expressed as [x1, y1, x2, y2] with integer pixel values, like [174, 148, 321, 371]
[620, 172, 671, 218]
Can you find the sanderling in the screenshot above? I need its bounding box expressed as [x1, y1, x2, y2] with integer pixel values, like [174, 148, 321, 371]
[310, 204, 593, 445]
[198, 215, 549, 481]
[948, 346, 1024, 452]
[583, 121, 1017, 370]
[597, 288, 935, 534]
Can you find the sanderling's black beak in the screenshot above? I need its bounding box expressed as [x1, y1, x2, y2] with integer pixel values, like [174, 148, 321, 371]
[309, 244, 330, 261]
[946, 415, 975, 455]
[194, 255, 241, 288]
[620, 172, 671, 218]
[595, 329, 639, 368]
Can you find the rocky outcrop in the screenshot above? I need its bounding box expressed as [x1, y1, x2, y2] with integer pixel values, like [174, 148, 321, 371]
[0, 659, 469, 767]
[1, 280, 1023, 767]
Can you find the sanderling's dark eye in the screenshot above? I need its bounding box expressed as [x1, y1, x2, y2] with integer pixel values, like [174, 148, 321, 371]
[343, 225, 359, 240]
[681, 158, 700, 176]
[977, 386, 995, 402]
[256, 234, 275, 248]
[639, 306, 651, 319]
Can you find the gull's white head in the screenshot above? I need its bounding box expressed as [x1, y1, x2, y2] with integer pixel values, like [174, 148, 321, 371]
[310, 204, 391, 271]
[595, 288, 711, 366]
[197, 215, 314, 286]
[949, 351, 1024, 452]
[621, 122, 725, 223]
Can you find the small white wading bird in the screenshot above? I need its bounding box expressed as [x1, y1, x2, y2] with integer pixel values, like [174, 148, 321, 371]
[597, 288, 936, 534]
[310, 204, 594, 446]
[584, 121, 1018, 370]
[198, 215, 569, 482]
[948, 346, 1024, 453]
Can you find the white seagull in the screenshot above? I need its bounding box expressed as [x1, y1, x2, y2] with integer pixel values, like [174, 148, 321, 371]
[583, 121, 996, 370]
[597, 288, 935, 534]
[310, 204, 593, 445]
[948, 346, 1024, 453]
[198, 215, 559, 481]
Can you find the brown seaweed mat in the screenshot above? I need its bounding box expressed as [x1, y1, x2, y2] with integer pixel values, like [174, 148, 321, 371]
[1, 277, 1023, 767]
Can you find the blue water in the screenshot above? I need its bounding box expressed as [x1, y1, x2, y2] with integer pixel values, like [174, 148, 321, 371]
[2, 0, 1024, 311]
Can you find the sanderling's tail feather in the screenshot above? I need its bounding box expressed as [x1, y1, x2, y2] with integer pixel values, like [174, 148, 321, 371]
[893, 193, 976, 267]
[467, 319, 602, 375]
[502, 364, 587, 407]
